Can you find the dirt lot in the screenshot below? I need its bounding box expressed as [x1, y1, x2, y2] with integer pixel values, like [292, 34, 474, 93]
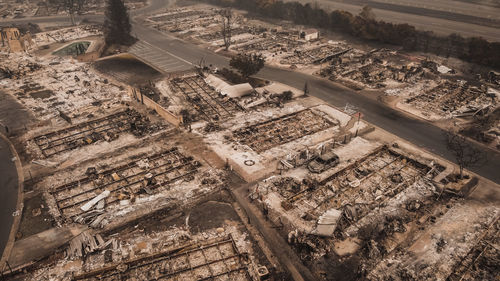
[93, 54, 163, 85]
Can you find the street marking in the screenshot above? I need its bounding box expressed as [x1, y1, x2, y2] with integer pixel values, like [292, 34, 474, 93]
[138, 40, 194, 66]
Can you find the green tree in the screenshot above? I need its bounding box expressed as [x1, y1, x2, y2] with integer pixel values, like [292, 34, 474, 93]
[229, 53, 265, 78]
[103, 0, 134, 46]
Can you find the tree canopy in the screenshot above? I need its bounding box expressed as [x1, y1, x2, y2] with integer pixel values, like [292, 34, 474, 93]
[229, 53, 265, 78]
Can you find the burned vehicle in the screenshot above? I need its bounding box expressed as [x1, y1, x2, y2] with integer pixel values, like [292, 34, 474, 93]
[307, 151, 339, 173]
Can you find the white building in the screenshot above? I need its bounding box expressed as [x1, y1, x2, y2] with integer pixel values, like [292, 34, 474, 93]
[300, 28, 319, 41]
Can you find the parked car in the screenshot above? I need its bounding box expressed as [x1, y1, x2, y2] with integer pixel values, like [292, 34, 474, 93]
[308, 151, 340, 173]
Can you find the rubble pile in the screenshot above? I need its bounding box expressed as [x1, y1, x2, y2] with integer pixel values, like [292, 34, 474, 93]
[0, 0, 147, 19]
[31, 109, 166, 158]
[169, 75, 243, 123]
[447, 217, 500, 281]
[259, 145, 445, 235]
[244, 138, 497, 280]
[143, 6, 352, 70]
[30, 224, 262, 281]
[319, 49, 431, 89]
[32, 25, 102, 47]
[280, 43, 351, 66]
[146, 7, 250, 46]
[230, 109, 335, 153]
[403, 79, 496, 118]
[45, 147, 203, 227]
[0, 53, 126, 121]
[367, 204, 499, 281]
[66, 230, 113, 259]
[0, 54, 43, 79]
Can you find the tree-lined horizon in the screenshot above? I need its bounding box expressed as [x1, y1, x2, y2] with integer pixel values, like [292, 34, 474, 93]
[198, 0, 500, 70]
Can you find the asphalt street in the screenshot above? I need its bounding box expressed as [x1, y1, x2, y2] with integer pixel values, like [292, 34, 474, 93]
[1, 0, 499, 184]
[129, 22, 500, 183]
[0, 137, 18, 262]
[285, 0, 500, 41]
[0, 91, 32, 262]
[0, 0, 498, 274]
[129, 40, 192, 72]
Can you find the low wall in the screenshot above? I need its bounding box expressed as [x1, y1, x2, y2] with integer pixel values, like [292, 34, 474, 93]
[128, 87, 183, 127]
[77, 40, 105, 62]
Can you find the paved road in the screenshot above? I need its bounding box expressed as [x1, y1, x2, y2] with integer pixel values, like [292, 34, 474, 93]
[129, 40, 192, 72]
[284, 0, 500, 41]
[0, 91, 31, 264]
[129, 23, 500, 184]
[0, 136, 19, 263]
[2, 0, 500, 41]
[1, 4, 498, 183]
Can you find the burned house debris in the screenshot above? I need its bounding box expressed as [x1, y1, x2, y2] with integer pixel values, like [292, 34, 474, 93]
[169, 75, 243, 123]
[0, 1, 499, 281]
[72, 235, 253, 281]
[32, 109, 163, 158]
[231, 109, 334, 153]
[0, 27, 32, 52]
[50, 147, 200, 220]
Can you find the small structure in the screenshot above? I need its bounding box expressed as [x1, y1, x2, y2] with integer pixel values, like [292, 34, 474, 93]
[488, 70, 500, 85]
[300, 28, 319, 41]
[205, 74, 254, 98]
[221, 83, 253, 98]
[1, 27, 31, 52]
[313, 208, 342, 237]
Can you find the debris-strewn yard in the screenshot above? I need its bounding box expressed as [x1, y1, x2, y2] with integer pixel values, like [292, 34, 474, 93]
[0, 0, 147, 19]
[0, 52, 126, 122]
[141, 4, 499, 131]
[1, 44, 279, 280]
[245, 134, 499, 281]
[1, 11, 499, 281]
[27, 198, 271, 281]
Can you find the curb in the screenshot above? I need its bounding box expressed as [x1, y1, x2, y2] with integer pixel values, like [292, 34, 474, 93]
[0, 133, 24, 274]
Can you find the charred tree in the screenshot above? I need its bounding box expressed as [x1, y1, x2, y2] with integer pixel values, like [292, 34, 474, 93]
[103, 0, 135, 46]
[62, 0, 84, 25]
[220, 8, 232, 51]
[445, 130, 486, 179]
